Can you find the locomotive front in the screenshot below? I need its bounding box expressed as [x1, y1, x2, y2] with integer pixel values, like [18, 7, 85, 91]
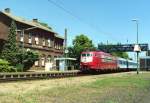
[80, 52, 94, 70]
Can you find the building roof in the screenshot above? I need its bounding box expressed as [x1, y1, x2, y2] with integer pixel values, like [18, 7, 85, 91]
[55, 33, 64, 39]
[0, 10, 64, 39]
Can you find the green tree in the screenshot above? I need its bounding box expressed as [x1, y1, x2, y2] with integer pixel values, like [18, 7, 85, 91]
[68, 34, 96, 65]
[111, 52, 129, 59]
[1, 20, 20, 65]
[16, 49, 39, 71]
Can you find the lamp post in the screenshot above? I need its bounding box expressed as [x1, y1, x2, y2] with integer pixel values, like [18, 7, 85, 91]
[132, 19, 139, 44]
[132, 19, 141, 74]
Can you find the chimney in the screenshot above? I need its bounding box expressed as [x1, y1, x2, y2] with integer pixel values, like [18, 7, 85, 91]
[32, 18, 38, 23]
[4, 8, 10, 13]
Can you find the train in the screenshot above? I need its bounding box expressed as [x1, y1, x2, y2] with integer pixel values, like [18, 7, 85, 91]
[80, 51, 137, 72]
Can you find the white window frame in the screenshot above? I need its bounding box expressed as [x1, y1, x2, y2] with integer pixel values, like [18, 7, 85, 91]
[48, 39, 51, 47]
[28, 33, 32, 44]
[43, 39, 45, 46]
[19, 31, 24, 42]
[34, 60, 39, 66]
[35, 36, 39, 45]
[47, 56, 51, 63]
[41, 58, 45, 66]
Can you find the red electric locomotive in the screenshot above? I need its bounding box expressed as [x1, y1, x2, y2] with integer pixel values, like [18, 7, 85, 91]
[80, 51, 117, 71]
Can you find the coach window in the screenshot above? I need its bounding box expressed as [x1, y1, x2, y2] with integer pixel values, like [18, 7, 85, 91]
[124, 61, 126, 65]
[119, 61, 122, 64]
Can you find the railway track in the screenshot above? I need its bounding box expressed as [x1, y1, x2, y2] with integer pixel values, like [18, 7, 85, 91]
[0, 70, 81, 82]
[0, 70, 129, 82]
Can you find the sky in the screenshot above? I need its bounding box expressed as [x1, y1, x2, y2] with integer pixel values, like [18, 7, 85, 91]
[0, 0, 149, 59]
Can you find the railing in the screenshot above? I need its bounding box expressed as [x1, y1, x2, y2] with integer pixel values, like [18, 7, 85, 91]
[0, 70, 80, 81]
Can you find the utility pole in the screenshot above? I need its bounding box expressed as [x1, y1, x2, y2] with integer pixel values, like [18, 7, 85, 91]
[64, 28, 67, 54]
[64, 28, 68, 70]
[107, 40, 108, 45]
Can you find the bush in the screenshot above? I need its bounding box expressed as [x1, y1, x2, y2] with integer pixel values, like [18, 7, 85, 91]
[0, 59, 16, 72]
[0, 59, 9, 65]
[15, 63, 24, 72]
[16, 49, 39, 71]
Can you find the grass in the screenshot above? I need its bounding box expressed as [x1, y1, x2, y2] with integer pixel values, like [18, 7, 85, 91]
[85, 74, 150, 88]
[0, 72, 150, 103]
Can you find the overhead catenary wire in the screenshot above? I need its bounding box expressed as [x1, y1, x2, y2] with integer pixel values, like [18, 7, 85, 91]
[47, 0, 120, 42]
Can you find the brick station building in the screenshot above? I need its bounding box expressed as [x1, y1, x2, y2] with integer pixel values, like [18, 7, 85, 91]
[0, 8, 64, 70]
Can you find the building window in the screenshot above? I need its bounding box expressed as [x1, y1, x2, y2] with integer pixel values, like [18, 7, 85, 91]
[18, 31, 24, 42]
[55, 43, 57, 49]
[41, 58, 45, 66]
[43, 39, 45, 46]
[34, 60, 39, 66]
[57, 44, 59, 49]
[56, 43, 58, 49]
[28, 33, 32, 44]
[48, 39, 51, 47]
[54, 56, 57, 60]
[35, 36, 39, 45]
[47, 55, 52, 63]
[58, 44, 60, 49]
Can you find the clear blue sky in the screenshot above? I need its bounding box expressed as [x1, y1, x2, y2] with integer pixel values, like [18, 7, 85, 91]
[0, 0, 149, 58]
